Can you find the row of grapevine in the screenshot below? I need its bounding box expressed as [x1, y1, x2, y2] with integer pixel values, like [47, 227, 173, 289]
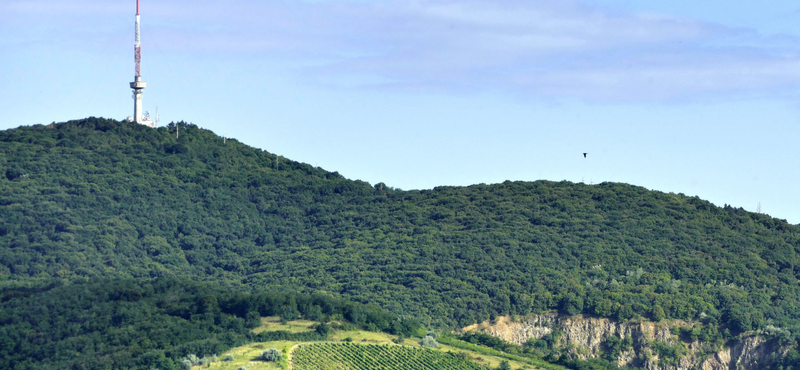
[291, 342, 486, 370]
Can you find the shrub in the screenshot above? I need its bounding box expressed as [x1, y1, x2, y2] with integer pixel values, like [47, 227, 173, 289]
[199, 355, 217, 366]
[259, 348, 282, 362]
[179, 359, 193, 370]
[224, 354, 234, 361]
[421, 335, 439, 348]
[245, 311, 261, 328]
[315, 322, 331, 337]
[179, 353, 203, 369]
[183, 354, 200, 365]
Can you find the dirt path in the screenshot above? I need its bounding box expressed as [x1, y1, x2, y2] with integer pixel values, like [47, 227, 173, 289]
[286, 343, 301, 370]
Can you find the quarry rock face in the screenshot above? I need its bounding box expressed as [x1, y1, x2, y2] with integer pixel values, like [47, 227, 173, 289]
[464, 314, 788, 370]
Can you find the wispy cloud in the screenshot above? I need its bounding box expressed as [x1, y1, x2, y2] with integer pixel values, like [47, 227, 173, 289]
[0, 0, 127, 16]
[5, 0, 800, 101]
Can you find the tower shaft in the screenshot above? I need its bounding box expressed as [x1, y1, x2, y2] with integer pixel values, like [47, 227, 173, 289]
[130, 0, 147, 124]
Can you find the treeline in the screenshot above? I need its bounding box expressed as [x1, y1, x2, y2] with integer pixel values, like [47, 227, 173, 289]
[1, 118, 799, 349]
[457, 331, 800, 370]
[0, 278, 419, 370]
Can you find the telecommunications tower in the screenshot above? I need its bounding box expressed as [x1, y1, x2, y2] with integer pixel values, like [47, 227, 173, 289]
[129, 0, 154, 127]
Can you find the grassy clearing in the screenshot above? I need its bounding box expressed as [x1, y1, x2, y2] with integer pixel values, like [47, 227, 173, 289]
[329, 328, 395, 343]
[434, 342, 538, 370]
[201, 340, 293, 370]
[203, 318, 555, 370]
[437, 336, 566, 370]
[251, 316, 318, 334]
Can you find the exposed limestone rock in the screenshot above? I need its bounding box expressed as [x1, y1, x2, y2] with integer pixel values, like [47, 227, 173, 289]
[463, 314, 790, 370]
[701, 336, 786, 370]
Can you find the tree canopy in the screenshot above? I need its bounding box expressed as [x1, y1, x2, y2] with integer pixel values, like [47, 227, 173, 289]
[1, 118, 799, 348]
[0, 277, 418, 369]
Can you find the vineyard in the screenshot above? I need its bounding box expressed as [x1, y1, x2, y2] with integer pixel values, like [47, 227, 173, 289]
[291, 342, 487, 370]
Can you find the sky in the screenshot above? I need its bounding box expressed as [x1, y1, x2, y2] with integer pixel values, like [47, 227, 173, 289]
[1, 0, 799, 224]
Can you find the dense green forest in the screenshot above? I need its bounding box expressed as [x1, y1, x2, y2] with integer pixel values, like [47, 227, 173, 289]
[0, 277, 417, 370]
[1, 118, 799, 360]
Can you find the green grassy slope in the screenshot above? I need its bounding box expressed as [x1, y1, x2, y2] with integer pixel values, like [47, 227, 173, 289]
[208, 318, 562, 370]
[1, 118, 799, 342]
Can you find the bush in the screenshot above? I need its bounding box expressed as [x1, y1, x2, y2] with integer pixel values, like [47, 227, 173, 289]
[179, 359, 193, 370]
[182, 354, 200, 366]
[315, 322, 331, 337]
[224, 354, 234, 361]
[245, 311, 261, 328]
[421, 335, 439, 348]
[199, 354, 217, 366]
[259, 348, 282, 362]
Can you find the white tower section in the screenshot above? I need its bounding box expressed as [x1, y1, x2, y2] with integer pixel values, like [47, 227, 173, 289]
[129, 0, 154, 127]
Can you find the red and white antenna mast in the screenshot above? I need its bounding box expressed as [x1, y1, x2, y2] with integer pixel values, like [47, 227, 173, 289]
[135, 0, 141, 78]
[129, 0, 152, 126]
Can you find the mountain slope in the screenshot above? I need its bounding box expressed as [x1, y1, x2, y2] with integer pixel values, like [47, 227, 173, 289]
[1, 118, 799, 342]
[0, 277, 415, 370]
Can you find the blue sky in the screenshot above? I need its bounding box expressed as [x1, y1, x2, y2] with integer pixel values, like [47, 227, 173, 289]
[1, 0, 799, 224]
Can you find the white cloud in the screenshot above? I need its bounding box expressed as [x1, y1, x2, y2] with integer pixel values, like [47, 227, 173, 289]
[5, 0, 800, 101]
[0, 0, 127, 16]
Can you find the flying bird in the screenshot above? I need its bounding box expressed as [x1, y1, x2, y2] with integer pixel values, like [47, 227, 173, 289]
[583, 153, 587, 158]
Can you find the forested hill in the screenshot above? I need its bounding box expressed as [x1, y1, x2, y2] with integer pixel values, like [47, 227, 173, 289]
[2, 118, 799, 339]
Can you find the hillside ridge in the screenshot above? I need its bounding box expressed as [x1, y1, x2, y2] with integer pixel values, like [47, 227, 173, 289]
[2, 118, 799, 366]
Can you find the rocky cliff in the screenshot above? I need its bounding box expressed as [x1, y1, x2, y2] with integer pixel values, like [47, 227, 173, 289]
[463, 314, 789, 369]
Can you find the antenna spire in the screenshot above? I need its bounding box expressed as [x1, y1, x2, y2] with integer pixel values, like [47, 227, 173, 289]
[134, 3, 141, 78]
[129, 0, 152, 126]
